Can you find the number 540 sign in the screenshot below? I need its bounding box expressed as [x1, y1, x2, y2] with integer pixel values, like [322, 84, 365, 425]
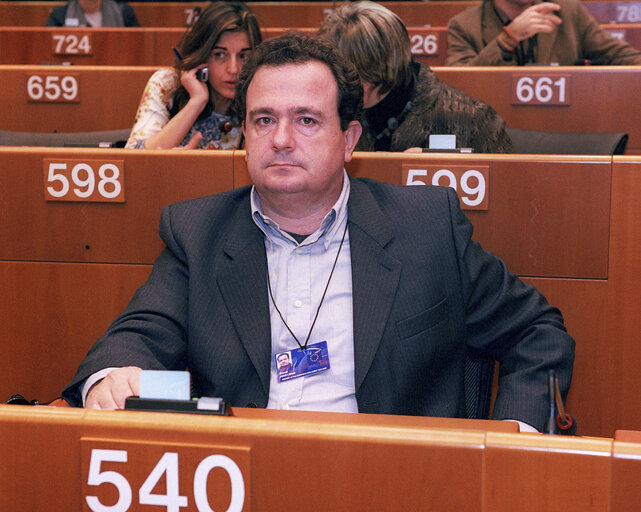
[81, 439, 250, 512]
[402, 164, 489, 210]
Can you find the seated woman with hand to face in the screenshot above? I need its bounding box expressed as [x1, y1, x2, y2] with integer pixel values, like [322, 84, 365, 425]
[125, 2, 261, 149]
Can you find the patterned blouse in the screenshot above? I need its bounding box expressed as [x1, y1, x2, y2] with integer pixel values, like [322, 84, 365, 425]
[125, 68, 243, 150]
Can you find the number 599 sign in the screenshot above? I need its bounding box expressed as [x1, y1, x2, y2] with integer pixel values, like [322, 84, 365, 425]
[402, 164, 489, 210]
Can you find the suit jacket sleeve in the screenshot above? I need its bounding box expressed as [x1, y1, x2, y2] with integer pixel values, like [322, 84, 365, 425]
[447, 188, 575, 427]
[122, 3, 141, 27]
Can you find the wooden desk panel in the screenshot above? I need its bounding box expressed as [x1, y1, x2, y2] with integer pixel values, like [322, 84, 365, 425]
[0, 406, 622, 511]
[0, 26, 449, 67]
[604, 158, 641, 431]
[0, 1, 479, 28]
[0, 27, 180, 66]
[434, 66, 641, 153]
[0, 261, 150, 402]
[0, 147, 234, 263]
[0, 65, 154, 132]
[3, 150, 641, 439]
[612, 440, 641, 512]
[485, 433, 612, 511]
[235, 151, 611, 279]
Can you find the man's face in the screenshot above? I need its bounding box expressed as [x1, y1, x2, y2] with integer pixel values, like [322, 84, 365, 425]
[243, 61, 361, 207]
[277, 353, 291, 368]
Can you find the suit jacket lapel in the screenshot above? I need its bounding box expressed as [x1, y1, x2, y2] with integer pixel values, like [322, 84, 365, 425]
[348, 178, 402, 392]
[216, 202, 272, 396]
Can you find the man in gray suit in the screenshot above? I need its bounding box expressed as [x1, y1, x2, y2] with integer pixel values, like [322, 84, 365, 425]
[63, 33, 574, 432]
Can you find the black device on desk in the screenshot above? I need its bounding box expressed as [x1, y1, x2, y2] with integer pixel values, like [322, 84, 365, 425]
[125, 396, 231, 416]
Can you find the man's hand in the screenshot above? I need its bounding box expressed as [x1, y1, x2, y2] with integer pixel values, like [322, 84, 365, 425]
[508, 3, 562, 42]
[85, 366, 142, 410]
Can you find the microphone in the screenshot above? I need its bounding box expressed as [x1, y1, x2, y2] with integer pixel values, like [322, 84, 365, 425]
[219, 120, 233, 134]
[544, 370, 558, 434]
[543, 369, 578, 435]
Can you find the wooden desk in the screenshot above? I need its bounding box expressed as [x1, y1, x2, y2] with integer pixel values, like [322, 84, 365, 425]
[0, 148, 236, 401]
[0, 405, 625, 511]
[3, 149, 641, 439]
[0, 1, 479, 28]
[238, 151, 636, 439]
[0, 65, 154, 132]
[3, 1, 640, 27]
[0, 26, 449, 67]
[434, 66, 641, 154]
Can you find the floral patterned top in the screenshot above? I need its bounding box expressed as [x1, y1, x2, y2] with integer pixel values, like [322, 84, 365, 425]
[125, 68, 243, 150]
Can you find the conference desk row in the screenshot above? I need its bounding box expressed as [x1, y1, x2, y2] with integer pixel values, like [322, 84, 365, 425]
[2, 64, 641, 154]
[1, 148, 641, 441]
[2, 0, 641, 27]
[2, 24, 641, 68]
[2, 405, 641, 511]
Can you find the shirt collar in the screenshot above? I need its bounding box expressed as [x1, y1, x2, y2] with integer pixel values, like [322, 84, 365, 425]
[251, 170, 350, 250]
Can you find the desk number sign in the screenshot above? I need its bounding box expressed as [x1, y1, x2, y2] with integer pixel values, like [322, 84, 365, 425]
[44, 159, 125, 202]
[26, 73, 80, 103]
[402, 164, 489, 210]
[52, 32, 93, 55]
[409, 30, 439, 56]
[82, 439, 250, 511]
[511, 73, 571, 106]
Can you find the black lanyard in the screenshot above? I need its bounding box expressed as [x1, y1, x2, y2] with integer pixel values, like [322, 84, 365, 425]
[266, 221, 348, 351]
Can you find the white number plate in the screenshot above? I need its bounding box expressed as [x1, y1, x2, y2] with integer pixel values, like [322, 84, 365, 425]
[409, 30, 440, 56]
[402, 164, 489, 210]
[52, 32, 93, 55]
[511, 74, 571, 106]
[82, 439, 250, 512]
[26, 73, 80, 103]
[44, 159, 125, 202]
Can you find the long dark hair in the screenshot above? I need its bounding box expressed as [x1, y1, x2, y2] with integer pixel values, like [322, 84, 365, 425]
[170, 1, 262, 118]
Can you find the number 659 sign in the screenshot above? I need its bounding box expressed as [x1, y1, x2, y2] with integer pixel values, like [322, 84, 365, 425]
[402, 164, 489, 210]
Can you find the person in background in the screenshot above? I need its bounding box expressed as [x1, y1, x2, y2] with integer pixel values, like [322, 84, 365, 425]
[447, 0, 641, 66]
[45, 0, 140, 27]
[62, 33, 574, 434]
[125, 1, 261, 150]
[317, 1, 512, 153]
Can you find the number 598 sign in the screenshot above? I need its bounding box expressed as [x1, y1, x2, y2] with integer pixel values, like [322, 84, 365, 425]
[402, 164, 489, 210]
[44, 159, 125, 202]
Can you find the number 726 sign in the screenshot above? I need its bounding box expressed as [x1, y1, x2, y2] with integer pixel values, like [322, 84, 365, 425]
[402, 164, 489, 210]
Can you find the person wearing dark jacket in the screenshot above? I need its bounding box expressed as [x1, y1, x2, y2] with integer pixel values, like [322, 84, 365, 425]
[317, 1, 512, 153]
[45, 0, 140, 27]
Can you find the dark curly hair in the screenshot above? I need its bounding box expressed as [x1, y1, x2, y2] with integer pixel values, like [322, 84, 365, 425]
[234, 32, 363, 131]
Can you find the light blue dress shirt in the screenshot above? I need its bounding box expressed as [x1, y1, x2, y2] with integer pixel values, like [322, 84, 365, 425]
[251, 171, 358, 412]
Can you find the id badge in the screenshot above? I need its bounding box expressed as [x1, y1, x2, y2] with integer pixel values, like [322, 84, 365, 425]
[275, 341, 331, 383]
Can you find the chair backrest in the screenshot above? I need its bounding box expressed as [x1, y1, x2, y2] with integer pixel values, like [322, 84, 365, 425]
[0, 129, 130, 147]
[464, 356, 495, 419]
[507, 127, 628, 155]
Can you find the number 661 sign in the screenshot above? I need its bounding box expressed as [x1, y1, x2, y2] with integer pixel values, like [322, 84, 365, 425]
[402, 164, 489, 210]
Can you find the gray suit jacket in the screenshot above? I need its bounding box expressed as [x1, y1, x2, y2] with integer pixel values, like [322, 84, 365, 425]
[63, 177, 574, 430]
